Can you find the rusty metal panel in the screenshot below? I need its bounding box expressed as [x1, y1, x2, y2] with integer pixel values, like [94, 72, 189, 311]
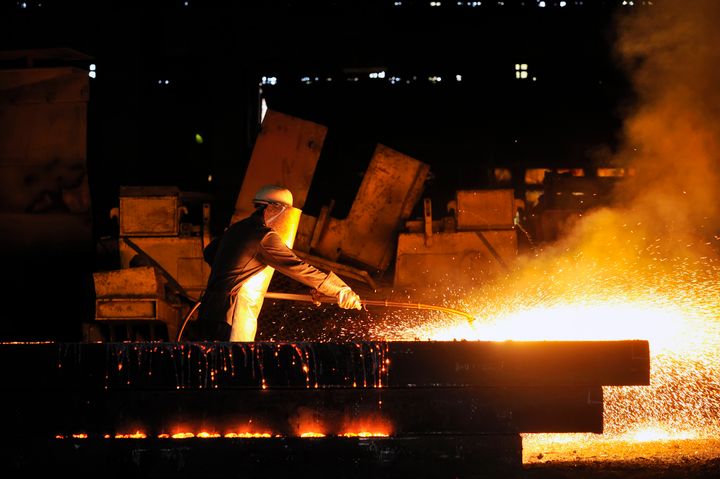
[314, 145, 429, 272]
[93, 266, 166, 298]
[95, 298, 175, 321]
[293, 213, 317, 253]
[394, 230, 517, 288]
[118, 186, 179, 237]
[0, 66, 91, 251]
[456, 189, 516, 230]
[118, 237, 208, 301]
[231, 110, 327, 223]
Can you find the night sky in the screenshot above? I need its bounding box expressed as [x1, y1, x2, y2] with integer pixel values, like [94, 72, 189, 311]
[0, 0, 639, 340]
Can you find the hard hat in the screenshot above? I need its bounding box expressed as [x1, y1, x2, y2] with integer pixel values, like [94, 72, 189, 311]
[253, 185, 293, 208]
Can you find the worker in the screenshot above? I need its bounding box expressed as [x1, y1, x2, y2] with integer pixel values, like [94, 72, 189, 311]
[193, 184, 362, 341]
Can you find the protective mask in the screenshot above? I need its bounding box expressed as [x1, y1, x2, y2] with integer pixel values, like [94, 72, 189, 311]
[263, 204, 287, 227]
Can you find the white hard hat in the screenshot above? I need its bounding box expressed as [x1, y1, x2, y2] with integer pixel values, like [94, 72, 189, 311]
[253, 185, 293, 208]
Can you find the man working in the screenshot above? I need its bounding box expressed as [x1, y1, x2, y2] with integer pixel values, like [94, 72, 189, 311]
[194, 184, 362, 341]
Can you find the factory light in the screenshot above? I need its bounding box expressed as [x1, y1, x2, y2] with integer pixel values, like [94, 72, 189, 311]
[515, 63, 529, 80]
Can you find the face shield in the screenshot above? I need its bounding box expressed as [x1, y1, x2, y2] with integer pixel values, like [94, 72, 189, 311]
[257, 202, 288, 227]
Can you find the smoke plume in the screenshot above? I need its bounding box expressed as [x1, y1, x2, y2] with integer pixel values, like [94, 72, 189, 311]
[613, 0, 720, 242]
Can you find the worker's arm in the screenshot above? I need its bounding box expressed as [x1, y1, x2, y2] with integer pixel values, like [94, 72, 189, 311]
[257, 231, 352, 298]
[202, 235, 222, 266]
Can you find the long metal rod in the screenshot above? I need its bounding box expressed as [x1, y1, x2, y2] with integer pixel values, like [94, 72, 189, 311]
[177, 292, 476, 341]
[264, 292, 476, 324]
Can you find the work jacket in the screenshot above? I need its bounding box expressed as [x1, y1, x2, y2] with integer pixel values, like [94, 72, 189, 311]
[198, 209, 347, 326]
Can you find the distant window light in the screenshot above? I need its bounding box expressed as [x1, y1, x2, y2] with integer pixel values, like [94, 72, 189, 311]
[368, 71, 386, 79]
[301, 76, 311, 84]
[429, 1, 441, 6]
[525, 168, 551, 185]
[428, 76, 442, 83]
[165, 80, 170, 85]
[494, 168, 512, 183]
[89, 64, 96, 71]
[538, 1, 546, 6]
[195, 133, 204, 145]
[184, 1, 189, 5]
[20, 2, 27, 8]
[556, 168, 585, 177]
[261, 76, 277, 86]
[394, 1, 402, 5]
[390, 76, 401, 84]
[347, 76, 359, 82]
[207, 174, 213, 183]
[88, 71, 96, 79]
[455, 74, 462, 81]
[326, 77, 333, 82]
[515, 63, 529, 80]
[559, 1, 566, 6]
[597, 167, 634, 177]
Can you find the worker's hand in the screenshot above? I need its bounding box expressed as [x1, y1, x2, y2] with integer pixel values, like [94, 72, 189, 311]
[337, 287, 362, 310]
[310, 289, 323, 306]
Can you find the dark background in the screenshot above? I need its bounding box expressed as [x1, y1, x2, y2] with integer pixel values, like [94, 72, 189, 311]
[0, 0, 637, 340]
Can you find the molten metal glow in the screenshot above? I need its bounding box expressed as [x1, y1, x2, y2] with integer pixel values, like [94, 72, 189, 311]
[342, 432, 390, 437]
[224, 432, 272, 438]
[300, 432, 326, 438]
[115, 431, 146, 439]
[382, 213, 720, 456]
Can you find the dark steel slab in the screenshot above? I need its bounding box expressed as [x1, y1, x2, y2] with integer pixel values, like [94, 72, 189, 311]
[0, 435, 523, 478]
[0, 340, 650, 390]
[5, 385, 604, 437]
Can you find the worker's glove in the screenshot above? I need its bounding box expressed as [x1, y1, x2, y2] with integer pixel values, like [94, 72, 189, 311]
[310, 289, 323, 306]
[337, 287, 362, 310]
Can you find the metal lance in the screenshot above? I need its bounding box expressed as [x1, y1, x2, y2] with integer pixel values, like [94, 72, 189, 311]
[263, 292, 476, 325]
